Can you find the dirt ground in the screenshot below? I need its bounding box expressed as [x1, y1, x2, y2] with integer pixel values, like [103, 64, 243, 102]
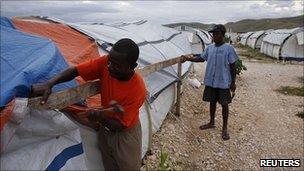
[142, 47, 304, 170]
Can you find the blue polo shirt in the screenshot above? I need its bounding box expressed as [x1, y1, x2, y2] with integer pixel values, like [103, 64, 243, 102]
[199, 43, 239, 89]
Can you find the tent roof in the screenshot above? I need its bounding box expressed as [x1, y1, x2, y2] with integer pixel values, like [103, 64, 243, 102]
[5, 16, 193, 104]
[173, 25, 212, 45]
[12, 19, 100, 66]
[193, 28, 212, 45]
[249, 30, 266, 39]
[242, 32, 254, 39]
[0, 18, 78, 108]
[66, 20, 192, 99]
[263, 27, 304, 45]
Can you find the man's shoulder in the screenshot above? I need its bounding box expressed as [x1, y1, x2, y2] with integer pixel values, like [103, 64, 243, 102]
[223, 43, 235, 50]
[134, 73, 147, 91]
[126, 73, 146, 101]
[134, 73, 146, 86]
[94, 55, 109, 66]
[206, 44, 215, 49]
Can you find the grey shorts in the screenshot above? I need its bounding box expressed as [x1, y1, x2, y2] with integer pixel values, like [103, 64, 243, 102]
[203, 86, 232, 104]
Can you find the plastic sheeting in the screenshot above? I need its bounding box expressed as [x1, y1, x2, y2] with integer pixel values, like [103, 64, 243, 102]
[12, 18, 102, 109]
[68, 20, 192, 101]
[240, 32, 254, 45]
[1, 17, 193, 170]
[139, 84, 176, 158]
[296, 31, 304, 45]
[0, 23, 77, 108]
[281, 33, 304, 61]
[260, 27, 304, 60]
[12, 19, 100, 66]
[195, 29, 212, 46]
[226, 32, 238, 42]
[0, 109, 87, 170]
[262, 28, 301, 45]
[174, 25, 212, 47]
[181, 31, 204, 55]
[247, 30, 267, 49]
[0, 16, 15, 29]
[263, 33, 291, 45]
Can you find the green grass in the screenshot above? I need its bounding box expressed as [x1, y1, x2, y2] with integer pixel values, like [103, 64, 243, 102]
[296, 111, 304, 119]
[157, 150, 171, 171]
[298, 76, 304, 84]
[276, 86, 304, 97]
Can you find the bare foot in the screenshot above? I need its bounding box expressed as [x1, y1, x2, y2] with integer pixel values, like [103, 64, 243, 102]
[199, 123, 215, 130]
[222, 130, 230, 140]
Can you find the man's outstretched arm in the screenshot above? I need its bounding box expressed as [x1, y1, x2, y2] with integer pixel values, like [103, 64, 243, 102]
[30, 66, 79, 104]
[182, 55, 205, 63]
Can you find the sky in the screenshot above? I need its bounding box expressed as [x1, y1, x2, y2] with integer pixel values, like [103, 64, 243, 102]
[1, 1, 303, 24]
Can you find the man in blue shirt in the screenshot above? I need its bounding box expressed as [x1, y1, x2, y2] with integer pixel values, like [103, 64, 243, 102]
[183, 24, 238, 140]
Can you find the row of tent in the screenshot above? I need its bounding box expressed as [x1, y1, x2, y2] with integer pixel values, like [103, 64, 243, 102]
[238, 27, 304, 61]
[0, 16, 195, 170]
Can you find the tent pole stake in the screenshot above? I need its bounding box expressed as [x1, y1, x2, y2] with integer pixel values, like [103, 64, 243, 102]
[176, 61, 182, 117]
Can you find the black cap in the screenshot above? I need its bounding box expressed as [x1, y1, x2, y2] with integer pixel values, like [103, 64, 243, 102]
[209, 24, 226, 34]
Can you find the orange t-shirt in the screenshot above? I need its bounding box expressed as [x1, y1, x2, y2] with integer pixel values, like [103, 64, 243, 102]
[76, 55, 147, 129]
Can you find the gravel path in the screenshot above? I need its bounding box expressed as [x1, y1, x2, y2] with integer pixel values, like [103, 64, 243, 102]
[142, 48, 304, 170]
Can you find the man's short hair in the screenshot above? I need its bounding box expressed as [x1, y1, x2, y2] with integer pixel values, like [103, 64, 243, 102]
[112, 38, 139, 66]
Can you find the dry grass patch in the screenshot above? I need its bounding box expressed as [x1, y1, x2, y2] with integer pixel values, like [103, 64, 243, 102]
[235, 44, 274, 61]
[276, 86, 304, 97]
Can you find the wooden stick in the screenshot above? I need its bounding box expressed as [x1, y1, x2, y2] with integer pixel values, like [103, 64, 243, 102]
[136, 56, 183, 77]
[28, 55, 189, 110]
[28, 81, 100, 110]
[175, 61, 182, 117]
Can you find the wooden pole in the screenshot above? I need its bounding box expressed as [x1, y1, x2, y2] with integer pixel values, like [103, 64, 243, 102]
[28, 55, 189, 110]
[175, 61, 182, 117]
[28, 81, 100, 110]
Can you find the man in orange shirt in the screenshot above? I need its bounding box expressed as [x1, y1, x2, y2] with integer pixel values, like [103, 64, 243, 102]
[31, 38, 147, 170]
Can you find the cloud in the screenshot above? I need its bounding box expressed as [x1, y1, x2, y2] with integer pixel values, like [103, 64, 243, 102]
[1, 1, 303, 24]
[264, 0, 295, 7]
[1, 1, 120, 22]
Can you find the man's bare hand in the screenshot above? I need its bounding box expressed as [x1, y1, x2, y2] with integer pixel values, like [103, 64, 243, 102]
[181, 55, 195, 63]
[87, 109, 102, 122]
[68, 111, 100, 131]
[230, 83, 236, 92]
[30, 83, 52, 104]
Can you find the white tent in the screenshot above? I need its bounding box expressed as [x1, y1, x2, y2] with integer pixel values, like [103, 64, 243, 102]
[247, 30, 272, 49]
[237, 33, 245, 42]
[226, 32, 238, 43]
[174, 25, 212, 54]
[240, 32, 254, 46]
[182, 31, 204, 55]
[1, 18, 193, 170]
[260, 27, 304, 61]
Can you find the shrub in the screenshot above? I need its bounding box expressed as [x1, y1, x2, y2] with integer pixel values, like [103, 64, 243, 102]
[235, 59, 247, 75]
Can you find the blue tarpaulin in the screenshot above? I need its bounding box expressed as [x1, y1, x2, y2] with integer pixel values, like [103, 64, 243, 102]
[0, 19, 77, 107]
[0, 16, 15, 29]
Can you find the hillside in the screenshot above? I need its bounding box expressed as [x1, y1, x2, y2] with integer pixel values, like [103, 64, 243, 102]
[165, 15, 304, 32]
[165, 22, 215, 31]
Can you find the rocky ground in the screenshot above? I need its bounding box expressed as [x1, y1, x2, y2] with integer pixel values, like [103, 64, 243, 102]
[141, 47, 304, 170]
